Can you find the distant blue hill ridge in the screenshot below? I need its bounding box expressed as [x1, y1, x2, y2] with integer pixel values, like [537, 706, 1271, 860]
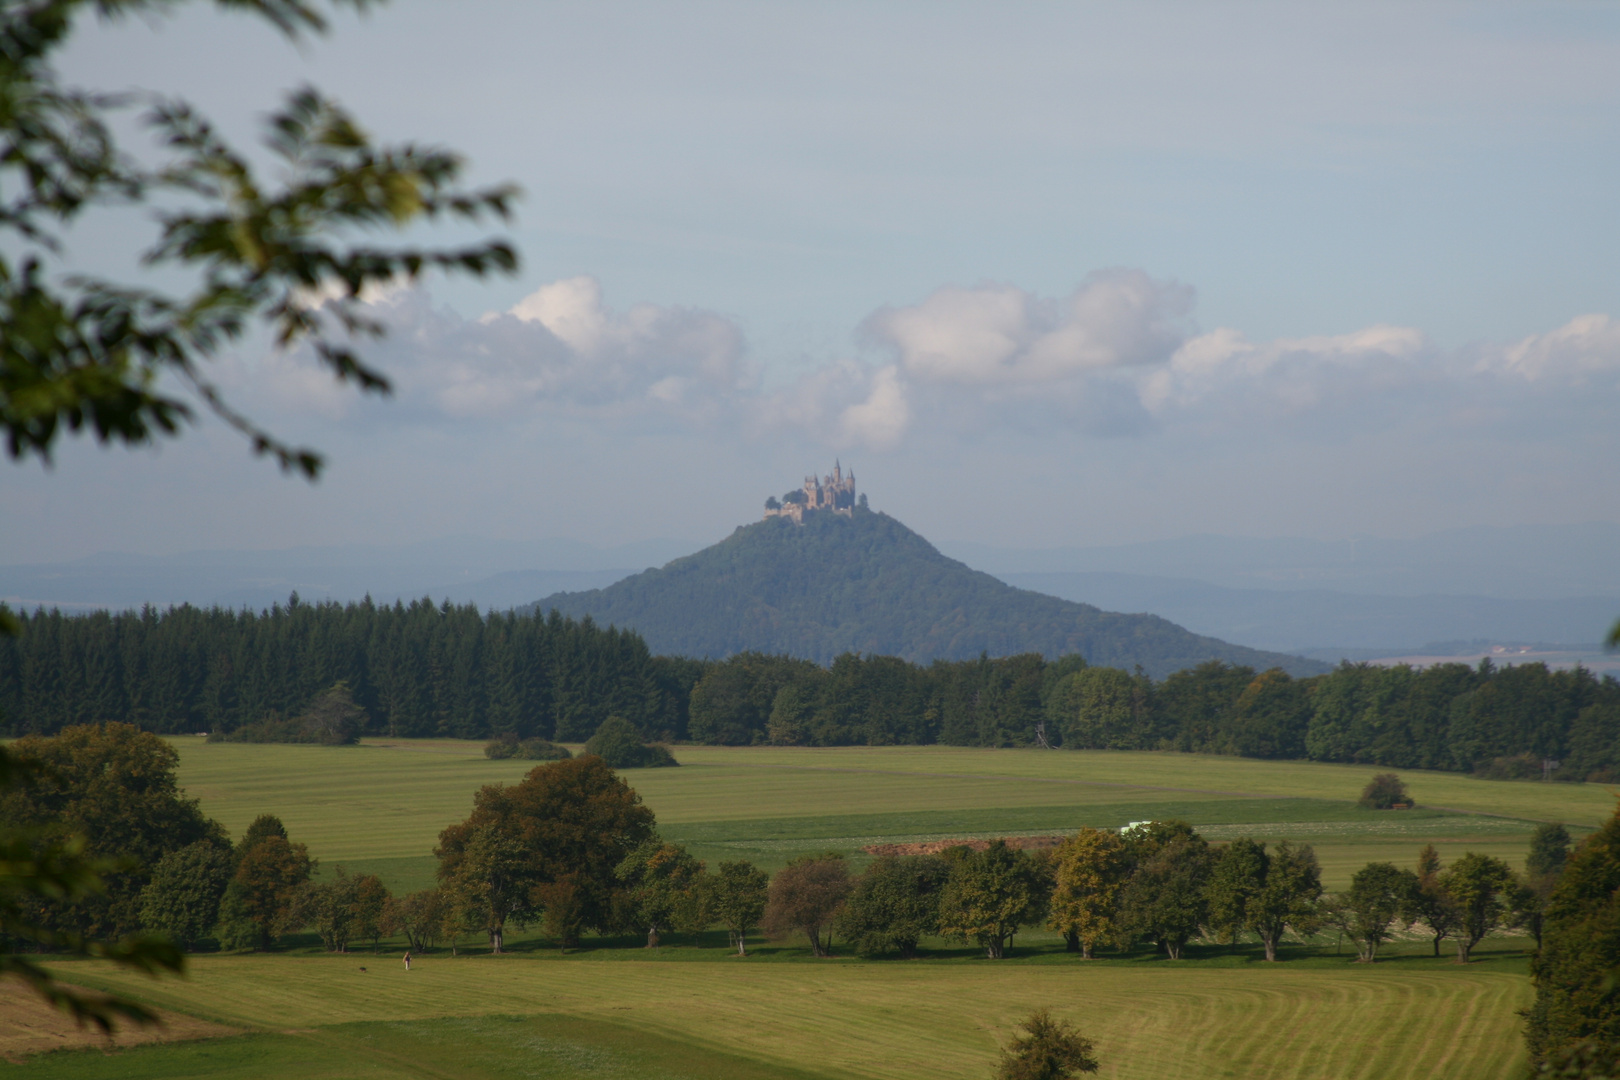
[523, 508, 1328, 679]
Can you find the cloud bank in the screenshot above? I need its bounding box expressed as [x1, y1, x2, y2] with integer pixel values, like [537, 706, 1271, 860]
[239, 272, 1620, 457]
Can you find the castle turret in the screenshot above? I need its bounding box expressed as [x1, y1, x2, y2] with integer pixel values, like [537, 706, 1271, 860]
[765, 464, 857, 523]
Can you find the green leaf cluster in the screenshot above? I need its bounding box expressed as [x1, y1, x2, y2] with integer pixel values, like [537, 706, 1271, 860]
[1, 0, 518, 476]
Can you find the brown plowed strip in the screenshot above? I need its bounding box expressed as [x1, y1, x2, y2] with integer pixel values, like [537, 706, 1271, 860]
[862, 835, 1065, 856]
[0, 979, 238, 1061]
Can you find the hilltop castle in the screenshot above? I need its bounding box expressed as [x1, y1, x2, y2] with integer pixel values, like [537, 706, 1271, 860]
[764, 463, 857, 524]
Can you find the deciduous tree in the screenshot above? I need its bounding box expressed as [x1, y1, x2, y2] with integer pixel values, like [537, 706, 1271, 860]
[1406, 844, 1460, 957]
[995, 1009, 1099, 1080]
[761, 854, 850, 957]
[1323, 862, 1416, 962]
[584, 716, 676, 769]
[138, 839, 233, 950]
[0, 746, 183, 1030]
[835, 854, 948, 958]
[0, 0, 517, 482]
[1047, 828, 1129, 958]
[0, 723, 225, 939]
[217, 833, 313, 950]
[1359, 773, 1411, 809]
[1520, 823, 1574, 949]
[1121, 831, 1212, 960]
[615, 841, 706, 948]
[438, 819, 528, 953]
[436, 756, 656, 951]
[1206, 837, 1266, 948]
[381, 888, 450, 953]
[1441, 852, 1515, 963]
[1206, 839, 1322, 962]
[937, 841, 1045, 960]
[707, 860, 769, 956]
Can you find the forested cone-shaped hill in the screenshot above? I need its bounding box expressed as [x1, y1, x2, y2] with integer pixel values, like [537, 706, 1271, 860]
[525, 510, 1327, 679]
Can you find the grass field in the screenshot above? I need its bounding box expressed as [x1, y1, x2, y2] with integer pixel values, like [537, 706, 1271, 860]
[2, 740, 1584, 1078]
[170, 739, 1612, 890]
[17, 947, 1533, 1080]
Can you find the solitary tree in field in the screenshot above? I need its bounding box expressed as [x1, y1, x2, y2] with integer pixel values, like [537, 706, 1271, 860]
[1440, 852, 1515, 963]
[708, 861, 769, 956]
[1047, 828, 1130, 958]
[995, 1009, 1099, 1080]
[761, 854, 850, 957]
[1359, 773, 1411, 810]
[585, 717, 677, 769]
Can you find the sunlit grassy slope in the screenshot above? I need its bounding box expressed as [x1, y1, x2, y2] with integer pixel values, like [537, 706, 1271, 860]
[3, 741, 1566, 1080]
[170, 739, 1611, 890]
[40, 951, 1531, 1080]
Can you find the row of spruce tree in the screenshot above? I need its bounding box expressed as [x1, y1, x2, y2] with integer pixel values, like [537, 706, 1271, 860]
[4, 599, 1619, 777]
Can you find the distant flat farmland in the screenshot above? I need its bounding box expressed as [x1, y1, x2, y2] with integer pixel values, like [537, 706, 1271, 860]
[169, 739, 1605, 890]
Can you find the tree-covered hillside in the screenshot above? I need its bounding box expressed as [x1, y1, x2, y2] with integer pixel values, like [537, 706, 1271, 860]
[527, 509, 1325, 679]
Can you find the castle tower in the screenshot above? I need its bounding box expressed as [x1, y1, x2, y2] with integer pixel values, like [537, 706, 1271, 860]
[765, 464, 857, 523]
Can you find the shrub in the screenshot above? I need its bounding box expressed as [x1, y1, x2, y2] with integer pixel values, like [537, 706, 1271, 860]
[208, 683, 365, 745]
[1359, 772, 1411, 809]
[484, 734, 572, 761]
[996, 1009, 1099, 1080]
[584, 716, 678, 769]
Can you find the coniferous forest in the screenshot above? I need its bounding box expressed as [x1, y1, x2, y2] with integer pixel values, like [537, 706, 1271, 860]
[3, 598, 1619, 781]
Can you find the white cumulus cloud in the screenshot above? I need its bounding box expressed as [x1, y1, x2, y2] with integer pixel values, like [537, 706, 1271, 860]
[1490, 314, 1620, 381]
[862, 270, 1194, 385]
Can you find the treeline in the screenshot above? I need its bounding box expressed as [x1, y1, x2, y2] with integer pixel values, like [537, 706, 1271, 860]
[9, 725, 1568, 973]
[0, 598, 704, 741]
[5, 600, 1620, 778]
[690, 651, 1620, 781]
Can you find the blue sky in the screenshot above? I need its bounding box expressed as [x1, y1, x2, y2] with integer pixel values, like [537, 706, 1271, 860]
[5, 1, 1619, 562]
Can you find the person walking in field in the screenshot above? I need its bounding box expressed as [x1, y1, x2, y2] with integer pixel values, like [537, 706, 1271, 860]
[403, 951, 411, 971]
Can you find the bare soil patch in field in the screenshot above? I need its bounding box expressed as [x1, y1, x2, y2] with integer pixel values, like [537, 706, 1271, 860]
[861, 835, 1064, 856]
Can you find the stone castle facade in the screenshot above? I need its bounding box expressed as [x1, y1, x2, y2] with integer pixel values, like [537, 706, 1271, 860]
[764, 462, 857, 524]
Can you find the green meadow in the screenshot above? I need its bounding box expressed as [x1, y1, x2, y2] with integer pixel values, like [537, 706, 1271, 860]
[25, 948, 1532, 1080]
[8, 740, 1602, 1078]
[170, 738, 1609, 891]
